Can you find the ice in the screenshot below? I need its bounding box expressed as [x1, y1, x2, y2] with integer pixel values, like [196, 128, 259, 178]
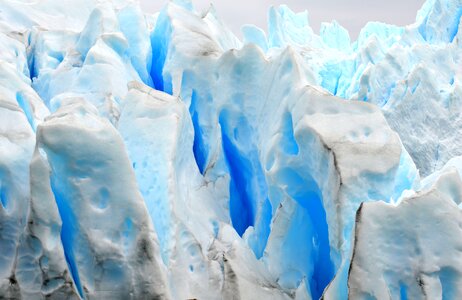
[0, 32, 49, 296]
[0, 0, 460, 299]
[29, 2, 153, 124]
[294, 3, 461, 176]
[153, 4, 417, 297]
[17, 148, 80, 299]
[31, 99, 169, 298]
[349, 164, 462, 299]
[416, 0, 462, 43]
[320, 21, 351, 52]
[259, 0, 462, 176]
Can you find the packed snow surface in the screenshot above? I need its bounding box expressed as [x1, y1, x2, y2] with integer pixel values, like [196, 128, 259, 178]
[0, 0, 461, 299]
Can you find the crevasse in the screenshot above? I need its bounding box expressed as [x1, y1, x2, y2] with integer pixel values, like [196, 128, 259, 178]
[0, 0, 461, 299]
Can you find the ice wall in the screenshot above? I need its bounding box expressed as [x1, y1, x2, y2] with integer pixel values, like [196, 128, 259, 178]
[0, 0, 460, 299]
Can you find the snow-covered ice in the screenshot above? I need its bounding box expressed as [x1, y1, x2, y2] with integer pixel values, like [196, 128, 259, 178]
[0, 0, 461, 299]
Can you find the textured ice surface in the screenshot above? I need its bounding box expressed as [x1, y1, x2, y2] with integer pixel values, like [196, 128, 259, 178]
[349, 158, 462, 299]
[261, 0, 462, 176]
[0, 0, 460, 299]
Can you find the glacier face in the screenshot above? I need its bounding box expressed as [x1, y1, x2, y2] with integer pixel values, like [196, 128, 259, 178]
[0, 0, 461, 299]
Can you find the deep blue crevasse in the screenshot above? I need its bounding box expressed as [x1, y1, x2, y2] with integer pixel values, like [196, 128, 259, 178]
[0, 182, 7, 210]
[399, 283, 408, 300]
[50, 172, 84, 298]
[27, 32, 37, 80]
[276, 168, 335, 299]
[302, 190, 335, 299]
[189, 90, 208, 174]
[277, 112, 335, 296]
[150, 9, 172, 94]
[219, 113, 255, 236]
[218, 109, 272, 246]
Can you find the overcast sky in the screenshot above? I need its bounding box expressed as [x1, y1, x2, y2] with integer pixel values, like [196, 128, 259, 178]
[140, 0, 425, 39]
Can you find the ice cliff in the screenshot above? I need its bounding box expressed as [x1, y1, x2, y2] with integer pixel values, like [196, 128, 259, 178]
[0, 0, 461, 299]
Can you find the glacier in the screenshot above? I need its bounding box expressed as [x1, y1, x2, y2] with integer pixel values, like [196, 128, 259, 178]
[0, 0, 461, 299]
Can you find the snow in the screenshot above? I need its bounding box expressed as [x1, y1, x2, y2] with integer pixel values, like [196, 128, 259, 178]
[0, 0, 460, 299]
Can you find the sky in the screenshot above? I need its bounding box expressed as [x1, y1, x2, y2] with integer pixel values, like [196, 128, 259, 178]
[140, 0, 425, 40]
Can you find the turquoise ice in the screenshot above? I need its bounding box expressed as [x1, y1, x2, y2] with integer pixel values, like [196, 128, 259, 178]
[0, 0, 461, 299]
